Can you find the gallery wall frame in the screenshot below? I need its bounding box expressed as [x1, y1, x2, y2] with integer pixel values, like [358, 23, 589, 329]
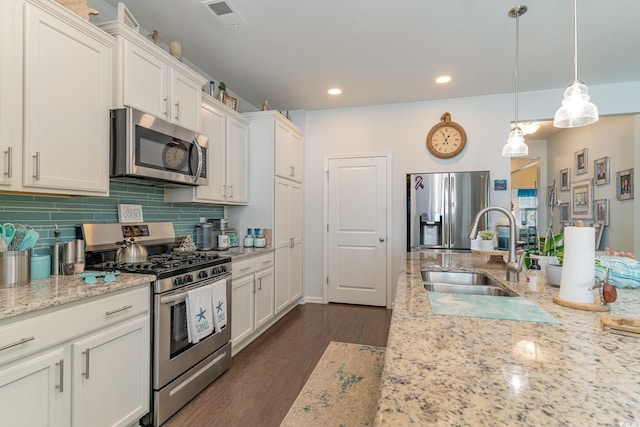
[575, 148, 588, 175]
[594, 156, 610, 186]
[616, 168, 634, 200]
[560, 168, 570, 191]
[570, 179, 593, 220]
[594, 198, 609, 226]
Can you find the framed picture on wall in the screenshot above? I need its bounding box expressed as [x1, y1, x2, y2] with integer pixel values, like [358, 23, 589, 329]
[559, 202, 570, 222]
[575, 148, 588, 175]
[546, 185, 556, 206]
[594, 221, 605, 250]
[560, 168, 570, 191]
[594, 156, 610, 186]
[616, 168, 634, 200]
[594, 198, 609, 226]
[570, 179, 593, 219]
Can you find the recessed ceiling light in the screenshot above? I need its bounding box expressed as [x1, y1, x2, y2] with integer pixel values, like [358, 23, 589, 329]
[328, 88, 342, 95]
[435, 75, 452, 84]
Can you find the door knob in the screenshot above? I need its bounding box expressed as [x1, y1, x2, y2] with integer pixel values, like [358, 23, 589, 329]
[379, 237, 385, 242]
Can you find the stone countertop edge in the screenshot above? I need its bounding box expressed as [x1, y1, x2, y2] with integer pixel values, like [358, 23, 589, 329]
[0, 272, 155, 321]
[215, 246, 275, 261]
[375, 250, 640, 426]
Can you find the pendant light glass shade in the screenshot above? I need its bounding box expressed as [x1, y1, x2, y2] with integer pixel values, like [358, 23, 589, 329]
[502, 127, 528, 157]
[553, 80, 599, 128]
[553, 0, 598, 128]
[502, 5, 529, 158]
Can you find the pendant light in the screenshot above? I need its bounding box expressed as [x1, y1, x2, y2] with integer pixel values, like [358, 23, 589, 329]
[553, 0, 598, 128]
[502, 5, 528, 157]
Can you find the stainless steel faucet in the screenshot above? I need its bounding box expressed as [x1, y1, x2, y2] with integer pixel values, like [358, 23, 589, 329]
[468, 206, 523, 282]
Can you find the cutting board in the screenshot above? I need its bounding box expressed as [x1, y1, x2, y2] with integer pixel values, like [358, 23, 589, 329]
[428, 292, 561, 324]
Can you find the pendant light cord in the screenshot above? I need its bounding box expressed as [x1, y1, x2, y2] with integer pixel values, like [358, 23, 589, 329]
[514, 10, 520, 128]
[572, 0, 578, 82]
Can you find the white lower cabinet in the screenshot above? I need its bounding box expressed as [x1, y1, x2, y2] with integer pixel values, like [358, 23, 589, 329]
[0, 285, 150, 427]
[231, 253, 275, 355]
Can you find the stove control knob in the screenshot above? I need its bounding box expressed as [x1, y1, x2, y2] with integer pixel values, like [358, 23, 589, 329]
[185, 274, 193, 283]
[199, 270, 209, 279]
[174, 277, 183, 287]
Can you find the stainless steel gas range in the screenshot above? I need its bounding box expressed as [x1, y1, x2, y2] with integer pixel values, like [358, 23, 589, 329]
[80, 222, 232, 426]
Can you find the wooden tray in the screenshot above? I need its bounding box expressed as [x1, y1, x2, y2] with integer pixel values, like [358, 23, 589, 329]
[600, 314, 640, 337]
[471, 249, 524, 264]
[552, 295, 610, 312]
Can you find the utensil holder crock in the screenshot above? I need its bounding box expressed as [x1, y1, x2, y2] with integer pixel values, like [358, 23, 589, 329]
[0, 250, 32, 287]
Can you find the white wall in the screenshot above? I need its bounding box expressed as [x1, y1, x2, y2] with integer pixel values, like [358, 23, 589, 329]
[302, 82, 640, 301]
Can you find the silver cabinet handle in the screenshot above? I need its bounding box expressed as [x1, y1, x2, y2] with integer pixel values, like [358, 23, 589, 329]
[33, 152, 40, 181]
[82, 348, 90, 379]
[174, 101, 180, 120]
[4, 146, 12, 178]
[163, 97, 169, 117]
[262, 260, 272, 265]
[0, 336, 35, 352]
[289, 165, 295, 177]
[257, 277, 262, 291]
[56, 359, 64, 393]
[240, 266, 251, 272]
[105, 305, 133, 316]
[228, 184, 233, 198]
[379, 237, 385, 242]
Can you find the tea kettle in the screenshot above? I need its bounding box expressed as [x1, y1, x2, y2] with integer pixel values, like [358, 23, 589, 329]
[116, 238, 148, 263]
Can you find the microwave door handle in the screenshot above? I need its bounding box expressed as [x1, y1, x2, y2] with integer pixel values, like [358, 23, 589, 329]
[191, 138, 203, 183]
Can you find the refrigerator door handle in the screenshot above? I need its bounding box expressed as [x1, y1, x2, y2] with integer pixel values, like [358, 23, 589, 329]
[443, 175, 449, 247]
[450, 175, 456, 245]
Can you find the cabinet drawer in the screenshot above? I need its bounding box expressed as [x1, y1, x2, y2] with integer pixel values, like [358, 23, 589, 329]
[233, 253, 275, 279]
[0, 285, 150, 365]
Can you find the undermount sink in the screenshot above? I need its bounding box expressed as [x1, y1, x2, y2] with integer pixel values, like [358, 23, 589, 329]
[422, 270, 518, 297]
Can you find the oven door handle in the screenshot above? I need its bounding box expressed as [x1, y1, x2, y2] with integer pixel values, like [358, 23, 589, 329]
[160, 292, 188, 305]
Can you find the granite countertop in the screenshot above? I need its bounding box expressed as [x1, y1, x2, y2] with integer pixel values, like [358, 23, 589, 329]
[215, 246, 275, 262]
[0, 272, 155, 321]
[376, 250, 640, 426]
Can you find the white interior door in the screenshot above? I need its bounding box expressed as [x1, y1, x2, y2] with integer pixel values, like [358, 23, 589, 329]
[327, 156, 388, 306]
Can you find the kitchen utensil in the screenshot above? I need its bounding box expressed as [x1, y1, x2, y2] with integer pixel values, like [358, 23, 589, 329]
[0, 250, 31, 287]
[116, 238, 148, 263]
[0, 223, 16, 248]
[8, 224, 30, 252]
[18, 230, 40, 251]
[79, 270, 121, 285]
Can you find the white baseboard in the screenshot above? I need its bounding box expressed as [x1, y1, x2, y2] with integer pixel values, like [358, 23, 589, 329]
[301, 296, 324, 304]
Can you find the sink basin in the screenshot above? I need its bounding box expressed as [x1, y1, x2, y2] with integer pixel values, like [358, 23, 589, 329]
[421, 270, 518, 297]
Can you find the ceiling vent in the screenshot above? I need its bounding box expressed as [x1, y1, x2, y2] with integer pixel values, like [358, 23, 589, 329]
[201, 0, 247, 28]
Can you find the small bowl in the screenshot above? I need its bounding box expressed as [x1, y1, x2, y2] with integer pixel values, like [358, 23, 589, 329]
[501, 364, 529, 393]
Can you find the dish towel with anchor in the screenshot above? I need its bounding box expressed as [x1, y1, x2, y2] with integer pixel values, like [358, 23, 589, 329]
[211, 279, 227, 333]
[186, 284, 215, 344]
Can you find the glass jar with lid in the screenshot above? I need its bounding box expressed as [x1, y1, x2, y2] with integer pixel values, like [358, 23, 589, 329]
[243, 228, 254, 248]
[253, 229, 266, 248]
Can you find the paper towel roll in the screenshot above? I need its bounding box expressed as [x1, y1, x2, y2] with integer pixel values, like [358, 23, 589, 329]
[559, 226, 596, 303]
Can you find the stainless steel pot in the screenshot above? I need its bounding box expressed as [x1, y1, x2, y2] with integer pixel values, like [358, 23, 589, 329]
[116, 238, 148, 263]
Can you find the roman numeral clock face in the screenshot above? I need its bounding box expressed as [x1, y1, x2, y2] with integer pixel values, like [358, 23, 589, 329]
[426, 112, 467, 159]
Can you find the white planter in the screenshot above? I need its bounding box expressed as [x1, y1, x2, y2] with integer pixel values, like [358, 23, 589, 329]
[546, 264, 563, 286]
[478, 239, 495, 251]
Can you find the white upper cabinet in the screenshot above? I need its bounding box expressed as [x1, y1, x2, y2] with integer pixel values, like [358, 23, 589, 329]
[100, 21, 206, 133]
[0, 0, 113, 196]
[165, 95, 249, 205]
[275, 119, 303, 182]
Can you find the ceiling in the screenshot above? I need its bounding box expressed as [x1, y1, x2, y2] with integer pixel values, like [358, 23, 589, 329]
[101, 0, 640, 113]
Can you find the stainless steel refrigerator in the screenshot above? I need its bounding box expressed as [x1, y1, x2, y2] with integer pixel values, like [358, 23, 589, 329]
[407, 171, 490, 251]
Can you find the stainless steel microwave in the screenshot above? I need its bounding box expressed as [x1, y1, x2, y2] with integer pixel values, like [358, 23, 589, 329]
[110, 108, 208, 186]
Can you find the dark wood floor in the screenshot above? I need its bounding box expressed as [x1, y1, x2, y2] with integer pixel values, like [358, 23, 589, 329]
[163, 303, 392, 427]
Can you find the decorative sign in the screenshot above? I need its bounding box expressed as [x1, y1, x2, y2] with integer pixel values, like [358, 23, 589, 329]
[118, 204, 144, 223]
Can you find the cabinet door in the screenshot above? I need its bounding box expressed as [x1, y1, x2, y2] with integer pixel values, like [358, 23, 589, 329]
[196, 100, 226, 202]
[274, 121, 291, 179]
[231, 274, 255, 346]
[0, 347, 69, 427]
[226, 115, 249, 204]
[122, 41, 168, 120]
[71, 316, 150, 427]
[274, 179, 291, 312]
[289, 130, 303, 182]
[170, 69, 202, 132]
[289, 183, 303, 301]
[22, 3, 111, 195]
[254, 268, 275, 329]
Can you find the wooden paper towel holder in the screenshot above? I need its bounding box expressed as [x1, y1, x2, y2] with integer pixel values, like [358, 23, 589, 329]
[552, 295, 610, 312]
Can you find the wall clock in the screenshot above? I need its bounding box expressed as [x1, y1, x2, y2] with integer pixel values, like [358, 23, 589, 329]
[426, 112, 467, 159]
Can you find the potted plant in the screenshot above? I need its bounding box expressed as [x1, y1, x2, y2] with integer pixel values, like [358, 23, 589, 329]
[477, 230, 495, 251]
[526, 233, 564, 285]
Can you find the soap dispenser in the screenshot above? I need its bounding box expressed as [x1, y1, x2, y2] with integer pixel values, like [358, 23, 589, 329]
[527, 258, 544, 292]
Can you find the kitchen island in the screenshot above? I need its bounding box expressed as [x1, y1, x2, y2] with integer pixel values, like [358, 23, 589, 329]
[376, 250, 639, 426]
